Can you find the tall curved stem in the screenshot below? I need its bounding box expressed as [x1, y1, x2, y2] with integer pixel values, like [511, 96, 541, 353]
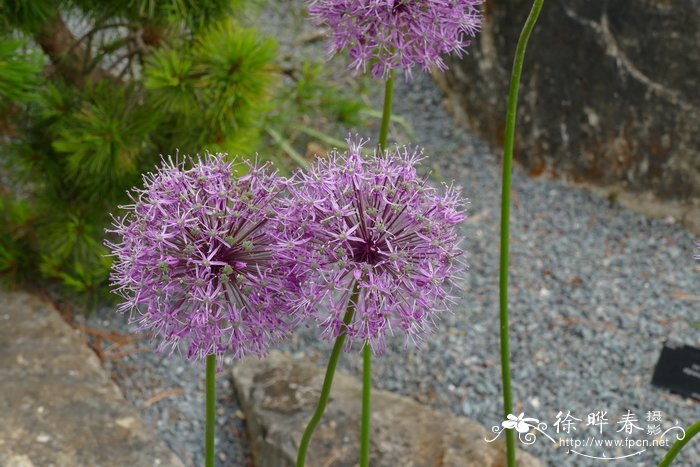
[498, 1, 544, 466]
[359, 68, 395, 467]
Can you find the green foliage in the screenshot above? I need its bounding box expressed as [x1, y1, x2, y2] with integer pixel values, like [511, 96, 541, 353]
[259, 59, 366, 174]
[52, 82, 159, 196]
[37, 210, 112, 305]
[70, 0, 239, 30]
[0, 195, 36, 285]
[0, 0, 56, 33]
[143, 48, 197, 114]
[0, 36, 44, 106]
[288, 61, 364, 126]
[194, 22, 276, 142]
[144, 21, 277, 153]
[0, 0, 279, 308]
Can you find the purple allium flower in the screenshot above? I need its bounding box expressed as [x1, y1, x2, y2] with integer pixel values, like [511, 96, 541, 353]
[308, 0, 482, 79]
[107, 154, 291, 365]
[278, 138, 466, 353]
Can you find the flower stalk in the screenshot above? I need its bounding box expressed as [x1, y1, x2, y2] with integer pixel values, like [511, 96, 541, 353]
[360, 67, 394, 467]
[296, 283, 360, 467]
[361, 345, 372, 467]
[205, 354, 216, 467]
[498, 1, 544, 466]
[658, 420, 700, 467]
[379, 70, 395, 151]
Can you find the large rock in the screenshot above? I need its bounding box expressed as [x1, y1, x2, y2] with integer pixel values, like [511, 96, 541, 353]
[434, 0, 700, 230]
[232, 352, 542, 467]
[0, 292, 184, 467]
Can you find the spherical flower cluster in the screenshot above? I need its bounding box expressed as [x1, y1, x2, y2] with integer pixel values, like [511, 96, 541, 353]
[308, 0, 482, 79]
[107, 154, 290, 365]
[277, 138, 466, 353]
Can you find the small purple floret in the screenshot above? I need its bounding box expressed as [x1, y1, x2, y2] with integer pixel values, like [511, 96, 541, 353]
[308, 0, 483, 79]
[107, 154, 291, 365]
[278, 138, 467, 353]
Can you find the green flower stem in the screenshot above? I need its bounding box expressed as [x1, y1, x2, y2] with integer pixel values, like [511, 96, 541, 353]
[379, 70, 395, 151]
[296, 283, 361, 467]
[658, 420, 700, 467]
[498, 1, 544, 467]
[359, 67, 395, 467]
[205, 353, 216, 467]
[360, 345, 372, 467]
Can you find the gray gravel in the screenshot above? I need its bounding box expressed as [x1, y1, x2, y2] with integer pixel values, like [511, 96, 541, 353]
[90, 2, 699, 466]
[84, 311, 253, 467]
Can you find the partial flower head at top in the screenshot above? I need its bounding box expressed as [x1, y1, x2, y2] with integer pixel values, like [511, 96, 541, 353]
[107, 154, 290, 365]
[308, 0, 482, 79]
[278, 138, 466, 353]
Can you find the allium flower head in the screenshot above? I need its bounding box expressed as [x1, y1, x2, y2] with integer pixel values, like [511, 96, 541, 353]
[308, 0, 482, 79]
[107, 154, 290, 365]
[278, 138, 466, 353]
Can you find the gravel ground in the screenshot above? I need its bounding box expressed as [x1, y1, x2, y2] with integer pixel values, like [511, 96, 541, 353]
[84, 311, 253, 467]
[88, 2, 699, 466]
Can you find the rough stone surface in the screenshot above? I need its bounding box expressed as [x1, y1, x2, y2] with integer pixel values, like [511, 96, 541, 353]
[0, 291, 184, 467]
[434, 0, 700, 230]
[233, 351, 543, 467]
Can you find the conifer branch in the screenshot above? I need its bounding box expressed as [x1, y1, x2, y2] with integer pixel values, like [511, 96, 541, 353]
[35, 14, 118, 87]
